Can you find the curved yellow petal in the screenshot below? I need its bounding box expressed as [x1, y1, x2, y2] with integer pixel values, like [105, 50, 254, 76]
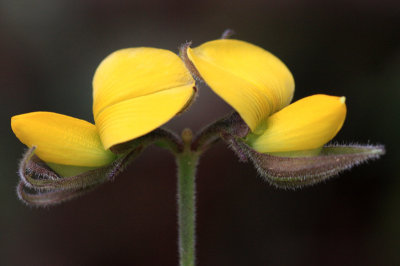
[247, 95, 347, 153]
[96, 85, 194, 149]
[93, 47, 195, 120]
[186, 39, 294, 132]
[11, 112, 116, 167]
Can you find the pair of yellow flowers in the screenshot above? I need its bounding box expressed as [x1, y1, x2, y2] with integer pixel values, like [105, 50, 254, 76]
[11, 39, 346, 174]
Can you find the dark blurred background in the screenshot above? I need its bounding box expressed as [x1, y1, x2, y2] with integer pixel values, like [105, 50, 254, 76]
[1, 0, 399, 265]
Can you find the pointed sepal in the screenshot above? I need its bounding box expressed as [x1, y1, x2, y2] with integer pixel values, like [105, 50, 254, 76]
[109, 128, 183, 155]
[17, 146, 142, 207]
[226, 140, 385, 189]
[192, 112, 249, 153]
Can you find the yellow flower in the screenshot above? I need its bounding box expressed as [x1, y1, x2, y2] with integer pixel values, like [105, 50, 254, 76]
[185, 39, 346, 154]
[11, 48, 196, 173]
[93, 48, 195, 149]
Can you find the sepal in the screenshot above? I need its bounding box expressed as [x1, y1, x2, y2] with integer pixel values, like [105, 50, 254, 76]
[17, 146, 142, 207]
[192, 112, 249, 153]
[220, 29, 235, 39]
[180, 42, 204, 82]
[225, 139, 385, 189]
[109, 128, 183, 155]
[17, 182, 97, 207]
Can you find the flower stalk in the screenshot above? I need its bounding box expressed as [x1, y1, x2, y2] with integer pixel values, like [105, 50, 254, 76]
[177, 129, 199, 266]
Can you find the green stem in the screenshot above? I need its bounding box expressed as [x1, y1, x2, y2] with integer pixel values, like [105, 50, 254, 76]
[177, 129, 199, 266]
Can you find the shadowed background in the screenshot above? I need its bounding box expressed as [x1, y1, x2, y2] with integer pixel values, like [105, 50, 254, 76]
[0, 0, 399, 265]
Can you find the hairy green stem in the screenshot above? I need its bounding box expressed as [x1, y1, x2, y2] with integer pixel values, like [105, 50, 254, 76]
[177, 129, 199, 266]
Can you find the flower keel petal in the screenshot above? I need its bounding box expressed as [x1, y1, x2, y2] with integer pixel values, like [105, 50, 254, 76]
[11, 112, 116, 167]
[247, 94, 346, 153]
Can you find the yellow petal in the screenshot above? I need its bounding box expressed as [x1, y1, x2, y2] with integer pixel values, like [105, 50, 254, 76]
[247, 94, 347, 153]
[93, 47, 195, 121]
[186, 39, 294, 132]
[96, 85, 194, 149]
[11, 112, 116, 167]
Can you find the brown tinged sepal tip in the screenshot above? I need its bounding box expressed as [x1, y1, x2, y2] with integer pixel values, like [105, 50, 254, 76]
[220, 29, 235, 39]
[179, 41, 204, 82]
